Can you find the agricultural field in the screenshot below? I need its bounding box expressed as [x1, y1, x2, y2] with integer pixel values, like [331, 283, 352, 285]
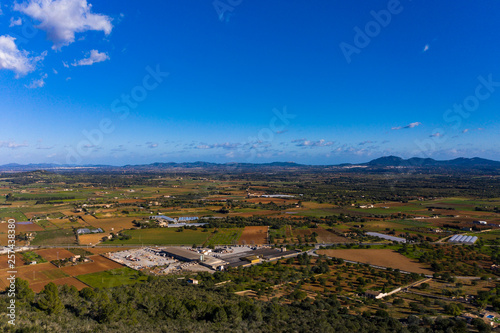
[0, 262, 68, 290]
[60, 255, 123, 276]
[77, 267, 148, 288]
[86, 217, 137, 232]
[31, 229, 77, 245]
[29, 277, 89, 293]
[35, 248, 75, 261]
[204, 228, 242, 246]
[239, 226, 268, 245]
[79, 233, 108, 245]
[317, 249, 433, 275]
[103, 228, 211, 245]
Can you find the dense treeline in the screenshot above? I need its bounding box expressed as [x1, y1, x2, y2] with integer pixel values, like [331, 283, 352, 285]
[0, 277, 476, 332]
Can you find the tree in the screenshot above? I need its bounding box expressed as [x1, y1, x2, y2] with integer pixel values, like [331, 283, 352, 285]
[444, 303, 463, 316]
[14, 278, 35, 303]
[37, 282, 64, 314]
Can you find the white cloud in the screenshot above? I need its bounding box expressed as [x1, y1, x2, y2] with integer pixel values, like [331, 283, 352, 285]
[391, 122, 422, 130]
[72, 49, 109, 66]
[429, 132, 443, 137]
[195, 142, 241, 150]
[293, 139, 334, 147]
[9, 17, 23, 27]
[62, 61, 69, 68]
[0, 35, 44, 77]
[25, 73, 48, 88]
[14, 0, 113, 50]
[0, 141, 28, 149]
[462, 129, 469, 133]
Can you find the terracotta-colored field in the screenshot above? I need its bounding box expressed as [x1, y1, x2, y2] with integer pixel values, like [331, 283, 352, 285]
[30, 277, 89, 292]
[246, 198, 298, 204]
[0, 254, 122, 292]
[0, 262, 66, 289]
[317, 249, 432, 275]
[0, 253, 26, 269]
[117, 199, 146, 204]
[85, 217, 136, 232]
[61, 255, 123, 276]
[232, 210, 277, 218]
[79, 233, 108, 245]
[239, 226, 268, 245]
[0, 222, 44, 233]
[35, 248, 75, 261]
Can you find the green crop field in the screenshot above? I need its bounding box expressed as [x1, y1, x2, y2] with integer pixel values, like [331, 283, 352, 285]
[204, 228, 242, 246]
[0, 209, 27, 221]
[103, 228, 211, 245]
[31, 229, 77, 245]
[77, 267, 148, 288]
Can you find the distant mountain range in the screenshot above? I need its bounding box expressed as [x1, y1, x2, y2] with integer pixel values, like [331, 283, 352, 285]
[0, 156, 499, 172]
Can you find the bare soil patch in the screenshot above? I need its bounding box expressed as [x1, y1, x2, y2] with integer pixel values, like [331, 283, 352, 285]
[35, 249, 75, 261]
[239, 226, 268, 245]
[317, 249, 432, 275]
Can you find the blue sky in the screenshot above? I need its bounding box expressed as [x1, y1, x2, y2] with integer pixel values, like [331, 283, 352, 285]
[1, 0, 499, 165]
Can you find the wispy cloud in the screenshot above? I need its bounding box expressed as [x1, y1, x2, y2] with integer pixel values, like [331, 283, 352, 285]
[391, 122, 422, 130]
[429, 132, 443, 137]
[146, 142, 158, 149]
[0, 141, 28, 149]
[25, 73, 47, 89]
[358, 140, 375, 146]
[292, 139, 334, 147]
[195, 142, 241, 150]
[72, 49, 109, 66]
[111, 144, 127, 152]
[9, 17, 22, 27]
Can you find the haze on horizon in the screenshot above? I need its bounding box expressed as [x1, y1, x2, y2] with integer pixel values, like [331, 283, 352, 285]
[1, 0, 499, 166]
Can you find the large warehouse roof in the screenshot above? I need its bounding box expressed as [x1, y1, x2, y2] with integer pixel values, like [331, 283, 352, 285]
[161, 248, 202, 261]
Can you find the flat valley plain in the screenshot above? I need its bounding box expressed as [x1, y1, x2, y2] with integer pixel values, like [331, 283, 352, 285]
[0, 167, 500, 330]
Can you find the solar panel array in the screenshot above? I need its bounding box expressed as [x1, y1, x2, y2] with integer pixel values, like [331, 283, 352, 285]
[178, 217, 199, 221]
[448, 234, 478, 244]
